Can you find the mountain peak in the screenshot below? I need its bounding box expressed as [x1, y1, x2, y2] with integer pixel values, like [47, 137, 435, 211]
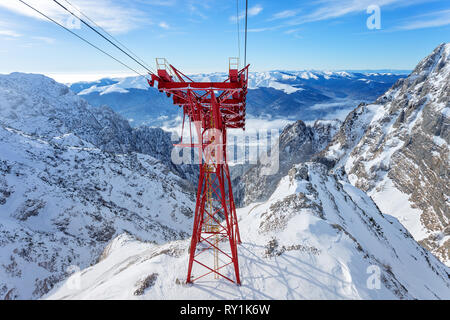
[317, 43, 450, 265]
[411, 42, 450, 77]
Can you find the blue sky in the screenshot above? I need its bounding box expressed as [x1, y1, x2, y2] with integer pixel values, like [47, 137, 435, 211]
[0, 0, 449, 81]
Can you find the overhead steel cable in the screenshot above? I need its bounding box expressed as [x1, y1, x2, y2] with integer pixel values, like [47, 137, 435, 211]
[52, 0, 155, 75]
[17, 0, 148, 79]
[244, 0, 248, 67]
[236, 0, 240, 68]
[60, 0, 155, 74]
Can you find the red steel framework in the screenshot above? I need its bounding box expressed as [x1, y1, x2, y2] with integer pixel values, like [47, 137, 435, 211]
[148, 58, 249, 284]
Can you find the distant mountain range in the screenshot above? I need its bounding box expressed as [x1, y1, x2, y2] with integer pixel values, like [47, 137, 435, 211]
[69, 70, 407, 127]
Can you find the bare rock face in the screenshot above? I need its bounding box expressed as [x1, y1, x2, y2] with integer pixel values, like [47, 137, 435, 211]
[134, 273, 158, 296]
[13, 199, 46, 221]
[233, 119, 340, 206]
[316, 43, 450, 265]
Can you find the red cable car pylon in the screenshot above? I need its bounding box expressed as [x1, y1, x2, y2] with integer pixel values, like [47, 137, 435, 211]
[148, 58, 248, 284]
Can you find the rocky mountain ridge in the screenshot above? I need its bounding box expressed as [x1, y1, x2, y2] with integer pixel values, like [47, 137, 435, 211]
[233, 119, 341, 206]
[0, 72, 195, 181]
[316, 43, 449, 265]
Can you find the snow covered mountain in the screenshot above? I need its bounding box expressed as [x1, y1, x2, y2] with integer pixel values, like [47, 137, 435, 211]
[45, 163, 450, 300]
[233, 119, 341, 206]
[0, 73, 195, 299]
[316, 43, 450, 265]
[0, 47, 448, 300]
[69, 71, 405, 127]
[0, 73, 195, 181]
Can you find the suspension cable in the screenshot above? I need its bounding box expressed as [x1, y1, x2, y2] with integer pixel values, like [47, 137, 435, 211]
[52, 0, 155, 75]
[236, 0, 240, 68]
[60, 0, 155, 74]
[244, 0, 248, 67]
[17, 0, 148, 79]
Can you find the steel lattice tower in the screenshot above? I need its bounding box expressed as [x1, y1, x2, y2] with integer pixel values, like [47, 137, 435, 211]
[148, 58, 248, 284]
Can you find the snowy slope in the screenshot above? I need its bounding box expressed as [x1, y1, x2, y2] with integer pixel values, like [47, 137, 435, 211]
[0, 123, 194, 299]
[0, 72, 196, 181]
[0, 73, 196, 299]
[0, 72, 140, 154]
[45, 163, 449, 300]
[316, 43, 450, 265]
[0, 66, 446, 300]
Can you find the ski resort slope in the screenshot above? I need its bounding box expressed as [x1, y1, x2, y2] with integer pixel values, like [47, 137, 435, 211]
[45, 164, 450, 300]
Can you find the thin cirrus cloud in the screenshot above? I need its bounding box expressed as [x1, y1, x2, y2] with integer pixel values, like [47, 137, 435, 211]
[260, 0, 445, 36]
[140, 0, 177, 6]
[256, 1, 399, 36]
[395, 9, 450, 30]
[0, 0, 149, 34]
[158, 22, 170, 29]
[267, 0, 432, 26]
[230, 4, 263, 22]
[284, 28, 302, 39]
[0, 19, 22, 38]
[268, 9, 301, 21]
[33, 36, 56, 44]
[247, 27, 275, 33]
[0, 29, 22, 37]
[247, 24, 284, 33]
[285, 0, 403, 25]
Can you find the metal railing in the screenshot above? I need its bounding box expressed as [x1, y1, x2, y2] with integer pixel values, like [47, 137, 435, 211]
[229, 57, 240, 70]
[156, 58, 176, 78]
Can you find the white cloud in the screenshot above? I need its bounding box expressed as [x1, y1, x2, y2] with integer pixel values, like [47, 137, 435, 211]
[286, 0, 429, 26]
[284, 28, 301, 35]
[284, 28, 302, 39]
[140, 0, 177, 6]
[247, 27, 271, 33]
[269, 9, 300, 21]
[0, 0, 149, 34]
[248, 4, 263, 17]
[247, 25, 282, 33]
[33, 36, 56, 44]
[0, 29, 22, 37]
[159, 22, 170, 29]
[396, 9, 450, 30]
[230, 4, 263, 22]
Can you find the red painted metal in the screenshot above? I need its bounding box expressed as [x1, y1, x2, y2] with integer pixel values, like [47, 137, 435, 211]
[148, 58, 248, 285]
